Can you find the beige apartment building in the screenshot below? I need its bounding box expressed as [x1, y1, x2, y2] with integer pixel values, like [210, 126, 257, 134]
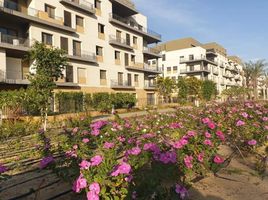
[0, 0, 162, 106]
[151, 38, 244, 98]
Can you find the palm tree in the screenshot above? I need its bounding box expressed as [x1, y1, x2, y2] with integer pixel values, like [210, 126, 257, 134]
[244, 60, 267, 100]
[156, 77, 176, 103]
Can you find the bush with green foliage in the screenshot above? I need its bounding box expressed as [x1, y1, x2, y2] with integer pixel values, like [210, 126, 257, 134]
[201, 80, 217, 101]
[56, 92, 84, 114]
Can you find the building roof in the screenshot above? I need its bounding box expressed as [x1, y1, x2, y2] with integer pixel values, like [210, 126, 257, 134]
[228, 56, 243, 65]
[202, 42, 227, 57]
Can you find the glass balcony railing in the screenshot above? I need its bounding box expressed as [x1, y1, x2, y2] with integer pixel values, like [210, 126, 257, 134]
[109, 35, 132, 48]
[109, 13, 161, 40]
[72, 49, 97, 61]
[110, 80, 134, 88]
[0, 33, 29, 48]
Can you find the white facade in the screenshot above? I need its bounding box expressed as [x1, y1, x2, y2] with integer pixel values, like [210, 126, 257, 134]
[0, 0, 162, 106]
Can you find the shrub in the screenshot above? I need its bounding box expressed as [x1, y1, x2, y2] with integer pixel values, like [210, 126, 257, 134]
[201, 80, 217, 101]
[91, 93, 112, 113]
[56, 92, 84, 114]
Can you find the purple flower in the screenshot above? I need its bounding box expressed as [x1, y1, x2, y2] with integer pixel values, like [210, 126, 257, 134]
[143, 143, 160, 154]
[202, 118, 210, 124]
[175, 184, 188, 199]
[39, 156, 54, 169]
[103, 142, 115, 149]
[72, 174, 87, 193]
[236, 120, 245, 127]
[72, 127, 79, 134]
[159, 151, 177, 164]
[169, 122, 183, 129]
[241, 112, 249, 118]
[87, 190, 99, 200]
[127, 147, 141, 156]
[263, 117, 268, 122]
[214, 155, 224, 164]
[0, 164, 8, 173]
[187, 130, 197, 137]
[204, 131, 211, 138]
[111, 162, 131, 177]
[208, 121, 216, 129]
[248, 139, 257, 146]
[90, 155, 103, 166]
[216, 131, 225, 141]
[82, 138, 90, 143]
[79, 160, 91, 170]
[173, 139, 188, 149]
[197, 152, 204, 162]
[204, 139, 213, 146]
[184, 155, 193, 169]
[91, 129, 100, 136]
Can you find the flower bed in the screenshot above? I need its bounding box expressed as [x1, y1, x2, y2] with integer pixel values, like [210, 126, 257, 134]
[35, 101, 268, 200]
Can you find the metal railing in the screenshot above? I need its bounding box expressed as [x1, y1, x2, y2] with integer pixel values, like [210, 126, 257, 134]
[144, 63, 162, 72]
[144, 81, 156, 88]
[72, 49, 96, 61]
[143, 46, 161, 54]
[0, 70, 5, 82]
[0, 0, 64, 24]
[180, 66, 210, 73]
[111, 79, 133, 88]
[180, 56, 217, 64]
[63, 0, 94, 11]
[109, 13, 161, 39]
[109, 35, 132, 47]
[0, 33, 29, 47]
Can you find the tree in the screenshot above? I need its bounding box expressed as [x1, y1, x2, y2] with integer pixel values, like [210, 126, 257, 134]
[177, 77, 188, 103]
[201, 80, 217, 101]
[156, 77, 176, 103]
[244, 60, 267, 100]
[184, 76, 202, 99]
[27, 42, 68, 131]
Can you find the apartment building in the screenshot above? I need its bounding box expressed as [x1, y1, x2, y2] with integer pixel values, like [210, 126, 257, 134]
[0, 0, 162, 106]
[151, 38, 244, 96]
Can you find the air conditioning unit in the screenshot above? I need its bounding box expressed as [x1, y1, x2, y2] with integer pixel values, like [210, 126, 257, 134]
[13, 39, 19, 46]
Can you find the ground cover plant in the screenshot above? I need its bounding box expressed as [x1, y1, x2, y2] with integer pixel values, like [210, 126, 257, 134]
[26, 102, 268, 199]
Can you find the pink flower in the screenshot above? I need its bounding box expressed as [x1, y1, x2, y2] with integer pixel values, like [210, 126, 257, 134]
[202, 118, 210, 124]
[91, 129, 100, 136]
[263, 117, 268, 122]
[73, 174, 87, 193]
[216, 131, 225, 141]
[173, 139, 188, 149]
[197, 152, 204, 162]
[111, 162, 131, 176]
[72, 127, 79, 134]
[87, 191, 99, 200]
[248, 139, 257, 146]
[175, 184, 188, 199]
[169, 122, 183, 129]
[103, 142, 115, 149]
[208, 122, 216, 129]
[236, 120, 245, 127]
[204, 131, 211, 138]
[187, 130, 197, 137]
[143, 143, 160, 154]
[0, 164, 8, 173]
[89, 182, 100, 194]
[39, 156, 54, 169]
[117, 136, 126, 142]
[127, 147, 141, 156]
[90, 155, 103, 166]
[79, 160, 91, 170]
[184, 155, 193, 169]
[241, 112, 248, 118]
[204, 139, 213, 146]
[213, 155, 224, 164]
[82, 138, 90, 143]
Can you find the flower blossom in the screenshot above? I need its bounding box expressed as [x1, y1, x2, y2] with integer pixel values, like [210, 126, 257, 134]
[127, 147, 141, 156]
[79, 160, 91, 170]
[39, 156, 54, 169]
[111, 162, 131, 176]
[184, 155, 193, 169]
[175, 184, 188, 199]
[197, 152, 205, 162]
[248, 139, 257, 146]
[213, 155, 224, 164]
[82, 138, 90, 143]
[73, 174, 87, 193]
[103, 142, 115, 149]
[204, 139, 213, 146]
[236, 120, 245, 127]
[90, 155, 103, 166]
[159, 151, 177, 164]
[0, 164, 7, 173]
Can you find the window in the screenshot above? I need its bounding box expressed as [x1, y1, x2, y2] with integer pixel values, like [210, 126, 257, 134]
[100, 70, 106, 80]
[189, 54, 194, 60]
[173, 66, 178, 72]
[189, 65, 194, 71]
[42, 32, 53, 45]
[179, 56, 184, 61]
[45, 4, 55, 19]
[134, 74, 139, 86]
[66, 65, 73, 82]
[126, 33, 130, 46]
[98, 24, 105, 33]
[96, 46, 103, 56]
[162, 54, 166, 61]
[127, 73, 132, 86]
[167, 67, 171, 74]
[64, 11, 72, 27]
[73, 40, 81, 56]
[95, 0, 101, 9]
[78, 68, 86, 84]
[133, 36, 137, 45]
[118, 72, 123, 85]
[131, 55, 135, 63]
[115, 51, 120, 60]
[76, 15, 84, 27]
[60, 37, 68, 53]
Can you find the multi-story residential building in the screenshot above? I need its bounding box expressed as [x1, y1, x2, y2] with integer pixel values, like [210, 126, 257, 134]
[0, 0, 162, 106]
[151, 38, 244, 97]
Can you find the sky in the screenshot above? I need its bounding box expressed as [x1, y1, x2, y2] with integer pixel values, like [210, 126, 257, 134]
[132, 0, 268, 62]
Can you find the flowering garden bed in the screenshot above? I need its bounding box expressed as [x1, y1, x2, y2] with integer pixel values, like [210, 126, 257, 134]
[31, 102, 268, 199]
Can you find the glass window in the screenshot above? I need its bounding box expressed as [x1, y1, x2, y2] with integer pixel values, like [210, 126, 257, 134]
[96, 46, 103, 56]
[98, 24, 105, 33]
[76, 15, 84, 27]
[42, 32, 53, 45]
[100, 70, 106, 80]
[115, 51, 120, 60]
[45, 4, 55, 19]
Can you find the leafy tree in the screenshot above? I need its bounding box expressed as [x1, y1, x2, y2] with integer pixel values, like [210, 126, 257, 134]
[27, 42, 68, 131]
[201, 80, 217, 101]
[177, 77, 188, 103]
[156, 77, 176, 103]
[222, 87, 252, 101]
[184, 76, 202, 99]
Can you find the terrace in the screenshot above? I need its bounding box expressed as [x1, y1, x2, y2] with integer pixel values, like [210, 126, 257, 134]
[59, 0, 95, 15]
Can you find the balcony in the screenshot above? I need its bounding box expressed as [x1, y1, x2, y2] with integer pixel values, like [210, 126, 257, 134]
[143, 47, 162, 59]
[0, 0, 75, 33]
[109, 13, 161, 44]
[180, 56, 217, 66]
[0, 69, 29, 85]
[68, 49, 97, 64]
[109, 35, 133, 50]
[206, 49, 218, 57]
[180, 66, 211, 74]
[126, 63, 162, 74]
[212, 68, 219, 75]
[59, 0, 95, 15]
[110, 0, 138, 17]
[110, 80, 135, 89]
[0, 33, 30, 52]
[144, 81, 157, 90]
[235, 75, 241, 81]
